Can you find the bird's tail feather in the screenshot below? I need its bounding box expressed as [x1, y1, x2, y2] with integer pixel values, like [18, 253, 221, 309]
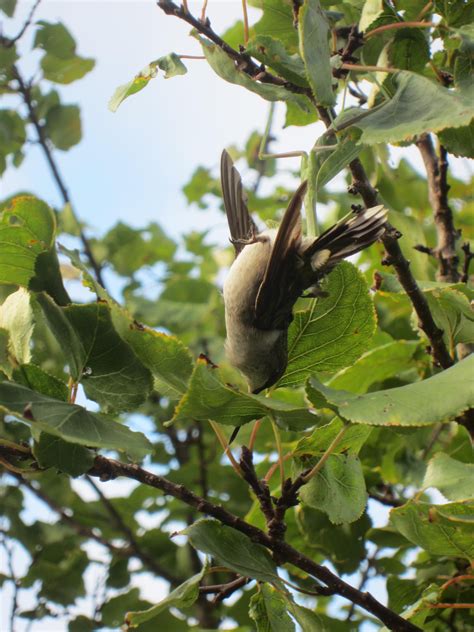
[304, 205, 388, 265]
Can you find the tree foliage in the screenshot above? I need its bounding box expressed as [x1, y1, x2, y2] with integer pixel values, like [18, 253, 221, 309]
[0, 1, 473, 631]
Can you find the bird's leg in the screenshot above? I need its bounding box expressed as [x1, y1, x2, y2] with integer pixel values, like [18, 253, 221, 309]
[230, 228, 268, 247]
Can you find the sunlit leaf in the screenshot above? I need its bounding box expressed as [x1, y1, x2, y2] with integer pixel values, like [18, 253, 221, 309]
[279, 262, 376, 388]
[423, 453, 474, 501]
[307, 354, 474, 426]
[125, 564, 206, 626]
[390, 500, 474, 560]
[298, 0, 334, 105]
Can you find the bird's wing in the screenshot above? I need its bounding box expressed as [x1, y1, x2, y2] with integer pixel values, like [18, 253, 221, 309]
[255, 180, 307, 330]
[221, 150, 258, 256]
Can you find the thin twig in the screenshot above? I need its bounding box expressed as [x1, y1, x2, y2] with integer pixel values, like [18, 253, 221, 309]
[416, 135, 460, 283]
[461, 242, 473, 283]
[365, 21, 438, 39]
[301, 424, 349, 484]
[348, 157, 454, 369]
[0, 533, 19, 632]
[4, 0, 42, 47]
[12, 67, 106, 288]
[241, 0, 249, 46]
[346, 548, 379, 622]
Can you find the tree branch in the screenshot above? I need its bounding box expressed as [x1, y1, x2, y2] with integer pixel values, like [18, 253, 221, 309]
[3, 0, 42, 47]
[87, 453, 421, 632]
[156, 0, 310, 98]
[348, 157, 453, 369]
[12, 66, 106, 289]
[416, 134, 460, 283]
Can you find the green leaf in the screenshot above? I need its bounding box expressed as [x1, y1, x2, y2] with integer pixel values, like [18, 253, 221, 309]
[313, 137, 362, 192]
[13, 364, 68, 401]
[359, 0, 386, 32]
[253, 0, 298, 51]
[41, 54, 95, 85]
[387, 29, 430, 73]
[182, 518, 281, 584]
[0, 109, 25, 158]
[279, 262, 376, 388]
[294, 417, 372, 456]
[0, 0, 16, 17]
[173, 358, 318, 430]
[58, 245, 192, 400]
[423, 288, 474, 351]
[0, 288, 33, 366]
[102, 221, 176, 275]
[284, 101, 318, 127]
[298, 506, 371, 574]
[353, 71, 474, 144]
[439, 119, 474, 158]
[247, 35, 308, 87]
[101, 588, 151, 629]
[294, 452, 367, 524]
[423, 453, 474, 501]
[0, 196, 55, 287]
[34, 21, 76, 59]
[390, 500, 474, 560]
[44, 104, 82, 151]
[298, 0, 334, 106]
[108, 54, 187, 112]
[156, 52, 188, 78]
[306, 354, 474, 426]
[125, 564, 206, 627]
[327, 341, 419, 394]
[110, 306, 193, 401]
[33, 432, 95, 477]
[0, 381, 152, 459]
[197, 35, 312, 115]
[37, 294, 153, 412]
[249, 584, 295, 632]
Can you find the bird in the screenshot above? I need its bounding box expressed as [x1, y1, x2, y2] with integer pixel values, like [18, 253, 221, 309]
[221, 149, 388, 417]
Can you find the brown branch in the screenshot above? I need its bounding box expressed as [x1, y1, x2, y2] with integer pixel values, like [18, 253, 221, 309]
[3, 0, 42, 47]
[416, 135, 460, 283]
[348, 157, 453, 369]
[461, 242, 473, 283]
[12, 67, 106, 289]
[87, 453, 421, 632]
[346, 548, 379, 622]
[200, 575, 251, 603]
[156, 0, 310, 98]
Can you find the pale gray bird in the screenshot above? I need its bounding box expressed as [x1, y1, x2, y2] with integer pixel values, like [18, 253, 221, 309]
[221, 149, 388, 397]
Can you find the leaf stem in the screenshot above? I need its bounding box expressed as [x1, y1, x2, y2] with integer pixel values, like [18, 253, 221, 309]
[301, 423, 349, 484]
[365, 21, 438, 39]
[341, 62, 398, 74]
[241, 0, 249, 46]
[270, 415, 285, 490]
[209, 420, 243, 478]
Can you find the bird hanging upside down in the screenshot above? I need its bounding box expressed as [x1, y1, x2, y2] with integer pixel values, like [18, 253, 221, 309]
[221, 149, 388, 398]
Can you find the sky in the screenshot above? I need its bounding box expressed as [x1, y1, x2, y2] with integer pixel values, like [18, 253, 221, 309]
[0, 1, 472, 631]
